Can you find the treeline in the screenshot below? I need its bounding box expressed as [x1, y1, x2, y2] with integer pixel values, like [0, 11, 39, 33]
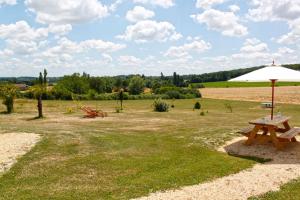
[22, 72, 201, 100]
[2, 63, 300, 85]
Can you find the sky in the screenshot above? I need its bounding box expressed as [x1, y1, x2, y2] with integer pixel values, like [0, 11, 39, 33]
[0, 0, 300, 77]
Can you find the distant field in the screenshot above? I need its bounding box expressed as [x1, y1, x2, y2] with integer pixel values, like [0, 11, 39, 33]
[201, 82, 300, 88]
[201, 86, 300, 105]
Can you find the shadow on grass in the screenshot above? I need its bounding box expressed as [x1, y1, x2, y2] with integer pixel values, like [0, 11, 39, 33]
[0, 111, 11, 115]
[26, 116, 46, 121]
[228, 153, 272, 163]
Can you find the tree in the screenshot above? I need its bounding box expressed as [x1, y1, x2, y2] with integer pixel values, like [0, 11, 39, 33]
[32, 69, 47, 118]
[114, 77, 123, 91]
[128, 76, 145, 95]
[0, 84, 18, 113]
[118, 88, 124, 110]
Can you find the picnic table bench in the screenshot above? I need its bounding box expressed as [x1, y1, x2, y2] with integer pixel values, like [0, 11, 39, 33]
[238, 115, 300, 150]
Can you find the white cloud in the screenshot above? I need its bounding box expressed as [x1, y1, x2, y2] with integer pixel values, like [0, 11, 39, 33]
[48, 24, 72, 36]
[80, 39, 126, 53]
[0, 0, 16, 6]
[196, 0, 226, 9]
[118, 55, 142, 66]
[133, 0, 174, 8]
[109, 0, 123, 12]
[102, 53, 113, 63]
[43, 38, 125, 57]
[126, 6, 155, 23]
[278, 47, 295, 54]
[240, 38, 269, 53]
[0, 49, 13, 57]
[229, 5, 240, 12]
[25, 0, 109, 24]
[277, 19, 300, 44]
[191, 9, 248, 37]
[247, 0, 300, 22]
[117, 20, 182, 43]
[0, 21, 49, 54]
[0, 21, 48, 41]
[164, 40, 211, 58]
[232, 38, 272, 64]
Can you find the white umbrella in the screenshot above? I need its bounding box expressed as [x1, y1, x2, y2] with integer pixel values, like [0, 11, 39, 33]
[229, 62, 300, 119]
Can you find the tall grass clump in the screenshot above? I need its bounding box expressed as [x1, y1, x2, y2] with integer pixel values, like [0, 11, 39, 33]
[153, 98, 169, 112]
[194, 101, 201, 110]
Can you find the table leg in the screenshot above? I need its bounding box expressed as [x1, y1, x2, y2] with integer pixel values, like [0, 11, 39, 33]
[262, 127, 268, 135]
[283, 121, 291, 131]
[269, 126, 282, 150]
[245, 125, 261, 145]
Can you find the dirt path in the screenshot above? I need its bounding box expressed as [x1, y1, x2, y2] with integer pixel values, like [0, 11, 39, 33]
[134, 137, 300, 200]
[0, 133, 40, 173]
[201, 86, 300, 104]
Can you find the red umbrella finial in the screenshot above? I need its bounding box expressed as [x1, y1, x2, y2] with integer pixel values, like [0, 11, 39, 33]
[272, 60, 275, 66]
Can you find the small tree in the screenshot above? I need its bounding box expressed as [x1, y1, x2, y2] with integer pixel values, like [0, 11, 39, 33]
[128, 76, 145, 95]
[0, 84, 17, 113]
[32, 69, 47, 118]
[118, 88, 124, 110]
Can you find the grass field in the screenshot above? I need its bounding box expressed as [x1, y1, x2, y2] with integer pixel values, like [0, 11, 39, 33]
[0, 99, 300, 199]
[201, 81, 300, 88]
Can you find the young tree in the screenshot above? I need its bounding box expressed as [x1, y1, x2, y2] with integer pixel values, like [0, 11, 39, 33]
[0, 84, 18, 113]
[118, 88, 124, 110]
[128, 76, 145, 95]
[32, 69, 47, 118]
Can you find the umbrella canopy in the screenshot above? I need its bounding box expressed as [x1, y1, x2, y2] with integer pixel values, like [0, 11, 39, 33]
[228, 63, 300, 119]
[229, 65, 300, 82]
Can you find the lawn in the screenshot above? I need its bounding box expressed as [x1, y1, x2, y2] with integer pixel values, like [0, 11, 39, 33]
[0, 99, 300, 199]
[201, 81, 300, 88]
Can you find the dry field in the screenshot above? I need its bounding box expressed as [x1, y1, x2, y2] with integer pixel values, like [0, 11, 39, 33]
[201, 86, 300, 104]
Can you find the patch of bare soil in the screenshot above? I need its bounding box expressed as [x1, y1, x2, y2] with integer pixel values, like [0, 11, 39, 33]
[0, 133, 40, 174]
[201, 86, 300, 104]
[134, 136, 300, 200]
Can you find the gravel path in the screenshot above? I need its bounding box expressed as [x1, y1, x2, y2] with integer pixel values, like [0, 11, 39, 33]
[134, 137, 300, 200]
[0, 133, 40, 173]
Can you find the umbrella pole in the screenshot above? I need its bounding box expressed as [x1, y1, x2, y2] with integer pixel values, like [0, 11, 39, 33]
[271, 79, 276, 120]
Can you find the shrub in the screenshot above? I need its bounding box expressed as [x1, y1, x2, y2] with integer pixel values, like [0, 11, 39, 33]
[153, 98, 169, 112]
[115, 107, 122, 113]
[194, 101, 201, 110]
[190, 83, 205, 89]
[200, 111, 205, 116]
[224, 102, 233, 113]
[165, 90, 185, 99]
[0, 84, 18, 113]
[128, 76, 145, 95]
[155, 86, 202, 99]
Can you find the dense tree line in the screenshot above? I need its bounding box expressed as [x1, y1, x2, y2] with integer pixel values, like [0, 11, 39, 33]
[2, 64, 299, 85]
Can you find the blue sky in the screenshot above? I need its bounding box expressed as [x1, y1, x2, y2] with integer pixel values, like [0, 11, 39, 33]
[0, 0, 299, 77]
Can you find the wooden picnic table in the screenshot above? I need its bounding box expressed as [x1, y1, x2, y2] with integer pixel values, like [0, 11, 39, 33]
[242, 115, 300, 149]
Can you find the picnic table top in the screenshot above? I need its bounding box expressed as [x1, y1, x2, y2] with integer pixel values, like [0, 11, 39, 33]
[249, 115, 290, 126]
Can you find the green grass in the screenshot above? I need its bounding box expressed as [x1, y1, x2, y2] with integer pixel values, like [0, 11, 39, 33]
[200, 81, 300, 88]
[249, 179, 300, 200]
[0, 99, 300, 199]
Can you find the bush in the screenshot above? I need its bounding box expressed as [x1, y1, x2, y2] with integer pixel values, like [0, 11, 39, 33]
[128, 76, 145, 95]
[165, 90, 185, 99]
[0, 84, 17, 113]
[155, 86, 202, 99]
[224, 102, 233, 113]
[190, 83, 205, 89]
[194, 101, 201, 110]
[153, 98, 169, 112]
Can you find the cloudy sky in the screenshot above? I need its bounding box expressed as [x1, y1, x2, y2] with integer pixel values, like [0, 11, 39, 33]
[0, 0, 299, 77]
